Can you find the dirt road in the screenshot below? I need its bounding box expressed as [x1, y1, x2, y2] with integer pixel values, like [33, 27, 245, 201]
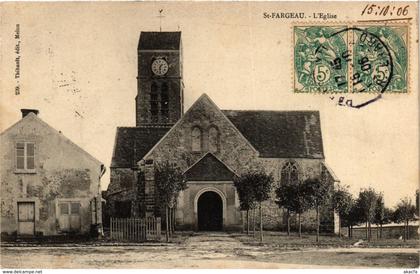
[1, 233, 418, 268]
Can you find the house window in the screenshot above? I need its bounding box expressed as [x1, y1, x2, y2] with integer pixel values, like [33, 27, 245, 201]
[208, 126, 219, 153]
[191, 127, 202, 152]
[280, 161, 299, 186]
[16, 142, 35, 171]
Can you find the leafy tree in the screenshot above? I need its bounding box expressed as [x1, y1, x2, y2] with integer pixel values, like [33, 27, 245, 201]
[393, 197, 416, 241]
[252, 171, 273, 242]
[382, 207, 394, 227]
[305, 177, 332, 242]
[233, 175, 256, 235]
[154, 161, 187, 242]
[357, 188, 379, 242]
[343, 200, 362, 238]
[331, 184, 353, 238]
[373, 193, 386, 238]
[294, 180, 312, 237]
[234, 170, 273, 242]
[275, 183, 297, 236]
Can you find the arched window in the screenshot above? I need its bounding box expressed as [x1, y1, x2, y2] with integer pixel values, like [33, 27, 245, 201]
[191, 127, 202, 152]
[280, 161, 299, 186]
[208, 126, 219, 153]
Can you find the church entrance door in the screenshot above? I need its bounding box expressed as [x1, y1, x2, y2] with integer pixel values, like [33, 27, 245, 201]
[197, 191, 223, 231]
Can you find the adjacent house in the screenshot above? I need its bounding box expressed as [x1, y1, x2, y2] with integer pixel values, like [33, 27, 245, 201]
[0, 109, 105, 237]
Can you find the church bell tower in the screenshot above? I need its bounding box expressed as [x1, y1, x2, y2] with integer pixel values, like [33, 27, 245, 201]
[136, 32, 184, 126]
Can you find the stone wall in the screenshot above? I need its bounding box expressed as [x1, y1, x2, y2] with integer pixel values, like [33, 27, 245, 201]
[349, 225, 419, 240]
[254, 158, 336, 232]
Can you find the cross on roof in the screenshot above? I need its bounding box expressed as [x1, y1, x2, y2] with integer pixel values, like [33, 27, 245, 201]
[157, 9, 165, 32]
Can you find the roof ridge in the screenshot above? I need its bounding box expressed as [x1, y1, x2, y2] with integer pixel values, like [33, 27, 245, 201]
[140, 31, 181, 33]
[222, 109, 319, 113]
[117, 125, 173, 130]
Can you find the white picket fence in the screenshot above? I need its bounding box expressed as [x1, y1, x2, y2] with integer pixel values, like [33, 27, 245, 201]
[110, 217, 161, 242]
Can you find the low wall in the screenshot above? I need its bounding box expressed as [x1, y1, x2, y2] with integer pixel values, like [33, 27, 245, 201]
[345, 225, 419, 239]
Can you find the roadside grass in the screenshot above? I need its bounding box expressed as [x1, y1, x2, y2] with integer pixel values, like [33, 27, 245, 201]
[231, 231, 420, 248]
[257, 249, 419, 268]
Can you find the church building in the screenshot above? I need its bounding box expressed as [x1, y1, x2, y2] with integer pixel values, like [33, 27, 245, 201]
[106, 32, 339, 232]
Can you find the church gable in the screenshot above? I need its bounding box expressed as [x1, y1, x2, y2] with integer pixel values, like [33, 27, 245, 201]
[143, 94, 260, 173]
[184, 153, 236, 181]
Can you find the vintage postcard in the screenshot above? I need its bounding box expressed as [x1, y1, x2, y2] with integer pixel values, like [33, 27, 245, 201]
[0, 1, 418, 270]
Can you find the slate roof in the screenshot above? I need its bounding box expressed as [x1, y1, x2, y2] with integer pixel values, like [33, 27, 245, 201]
[222, 110, 324, 159]
[110, 126, 170, 168]
[138, 32, 181, 50]
[184, 153, 236, 181]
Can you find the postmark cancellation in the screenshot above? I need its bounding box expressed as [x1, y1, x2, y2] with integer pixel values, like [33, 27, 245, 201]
[293, 24, 409, 94]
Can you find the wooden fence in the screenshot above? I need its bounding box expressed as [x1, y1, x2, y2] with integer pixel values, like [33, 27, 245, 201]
[110, 217, 161, 242]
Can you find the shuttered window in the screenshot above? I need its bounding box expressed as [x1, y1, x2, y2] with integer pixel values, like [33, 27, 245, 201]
[16, 142, 35, 171]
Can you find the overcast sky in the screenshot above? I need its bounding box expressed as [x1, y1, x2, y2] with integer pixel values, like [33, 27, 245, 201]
[1, 2, 418, 207]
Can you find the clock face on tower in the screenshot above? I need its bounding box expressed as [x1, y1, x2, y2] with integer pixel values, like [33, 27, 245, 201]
[151, 58, 169, 76]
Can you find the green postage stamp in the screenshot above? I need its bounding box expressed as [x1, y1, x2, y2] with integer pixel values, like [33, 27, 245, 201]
[293, 24, 409, 93]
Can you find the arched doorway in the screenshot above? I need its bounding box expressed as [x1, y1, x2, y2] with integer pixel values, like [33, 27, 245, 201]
[197, 191, 223, 231]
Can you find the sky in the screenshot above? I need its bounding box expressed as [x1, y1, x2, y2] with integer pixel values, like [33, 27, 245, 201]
[1, 2, 418, 207]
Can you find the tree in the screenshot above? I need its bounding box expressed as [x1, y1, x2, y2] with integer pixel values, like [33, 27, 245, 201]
[252, 171, 273, 242]
[233, 175, 256, 235]
[154, 161, 187, 242]
[234, 170, 273, 242]
[275, 183, 297, 236]
[276, 181, 311, 237]
[331, 184, 353, 238]
[373, 193, 386, 239]
[393, 197, 416, 242]
[343, 200, 362, 238]
[294, 180, 312, 237]
[305, 177, 332, 242]
[416, 189, 419, 214]
[356, 188, 379, 242]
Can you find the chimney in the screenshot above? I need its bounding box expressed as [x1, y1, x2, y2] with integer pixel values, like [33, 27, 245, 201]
[21, 109, 39, 118]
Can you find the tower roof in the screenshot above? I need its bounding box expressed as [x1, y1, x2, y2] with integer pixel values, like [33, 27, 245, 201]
[138, 32, 181, 50]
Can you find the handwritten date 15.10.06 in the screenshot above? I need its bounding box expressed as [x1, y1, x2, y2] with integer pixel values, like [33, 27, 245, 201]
[361, 4, 409, 17]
